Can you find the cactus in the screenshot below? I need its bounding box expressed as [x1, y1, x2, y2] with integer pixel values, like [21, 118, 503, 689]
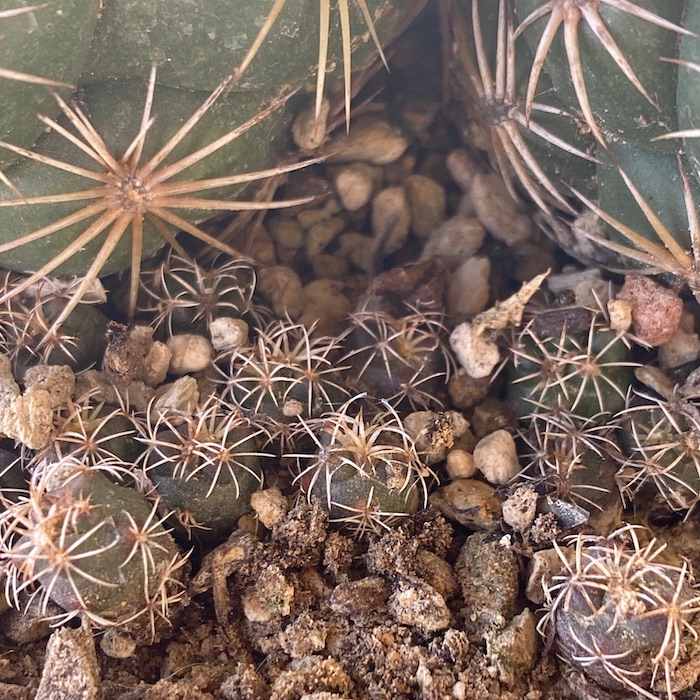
[518, 409, 622, 531]
[542, 525, 700, 699]
[344, 307, 454, 410]
[290, 396, 433, 537]
[616, 390, 700, 517]
[138, 249, 258, 337]
[139, 396, 267, 546]
[0, 269, 108, 370]
[27, 391, 142, 477]
[0, 1, 424, 339]
[452, 0, 700, 301]
[0, 460, 188, 639]
[508, 305, 637, 422]
[218, 319, 350, 427]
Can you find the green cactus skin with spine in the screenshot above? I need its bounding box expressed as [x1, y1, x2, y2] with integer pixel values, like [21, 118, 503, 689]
[544, 526, 700, 699]
[140, 397, 267, 546]
[0, 0, 422, 277]
[507, 307, 636, 422]
[617, 391, 700, 516]
[456, 0, 700, 293]
[0, 462, 188, 635]
[291, 397, 433, 537]
[139, 250, 258, 337]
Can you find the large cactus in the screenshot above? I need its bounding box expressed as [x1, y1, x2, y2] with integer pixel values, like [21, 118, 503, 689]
[0, 0, 424, 334]
[453, 0, 700, 302]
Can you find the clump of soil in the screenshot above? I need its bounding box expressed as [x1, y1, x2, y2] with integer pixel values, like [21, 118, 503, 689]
[2, 502, 568, 700]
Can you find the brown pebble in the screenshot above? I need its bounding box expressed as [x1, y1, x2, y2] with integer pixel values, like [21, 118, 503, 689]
[617, 275, 683, 346]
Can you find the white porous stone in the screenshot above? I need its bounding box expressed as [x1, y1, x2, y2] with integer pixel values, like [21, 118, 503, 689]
[251, 487, 289, 529]
[210, 317, 249, 352]
[473, 429, 520, 485]
[167, 334, 213, 375]
[447, 256, 491, 318]
[471, 173, 531, 246]
[405, 174, 447, 239]
[450, 322, 500, 379]
[421, 215, 485, 262]
[332, 162, 379, 211]
[502, 485, 538, 533]
[371, 186, 411, 256]
[24, 364, 75, 409]
[607, 298, 633, 333]
[326, 115, 409, 165]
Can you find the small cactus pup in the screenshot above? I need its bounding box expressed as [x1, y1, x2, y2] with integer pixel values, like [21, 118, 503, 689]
[543, 526, 700, 699]
[140, 396, 267, 547]
[344, 306, 454, 410]
[0, 270, 108, 373]
[290, 395, 434, 537]
[517, 409, 622, 532]
[26, 390, 143, 479]
[508, 304, 637, 423]
[616, 390, 700, 518]
[0, 460, 188, 641]
[138, 249, 259, 338]
[217, 319, 350, 428]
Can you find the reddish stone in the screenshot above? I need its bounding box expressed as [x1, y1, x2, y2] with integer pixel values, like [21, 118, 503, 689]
[616, 275, 683, 346]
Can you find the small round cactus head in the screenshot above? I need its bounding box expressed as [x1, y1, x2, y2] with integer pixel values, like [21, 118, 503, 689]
[290, 395, 434, 538]
[517, 409, 622, 532]
[27, 390, 142, 478]
[0, 270, 108, 373]
[138, 250, 258, 337]
[139, 395, 267, 546]
[508, 306, 637, 422]
[217, 319, 350, 427]
[344, 306, 454, 410]
[542, 525, 700, 699]
[0, 460, 188, 641]
[617, 390, 700, 517]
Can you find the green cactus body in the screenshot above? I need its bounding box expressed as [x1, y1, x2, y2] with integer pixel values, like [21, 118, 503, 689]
[0, 271, 108, 373]
[456, 0, 700, 293]
[32, 397, 143, 474]
[141, 398, 266, 545]
[0, 463, 188, 634]
[292, 399, 432, 536]
[0, 0, 422, 276]
[139, 250, 257, 337]
[344, 308, 453, 410]
[220, 320, 349, 425]
[508, 307, 636, 421]
[545, 526, 700, 698]
[519, 410, 621, 531]
[617, 391, 700, 515]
